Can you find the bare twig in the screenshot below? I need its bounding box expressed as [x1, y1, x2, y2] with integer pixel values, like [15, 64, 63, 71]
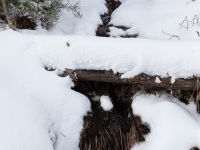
[60, 132, 65, 137]
[180, 14, 200, 30]
[191, 15, 199, 26]
[162, 31, 180, 40]
[179, 16, 188, 29]
[196, 31, 200, 37]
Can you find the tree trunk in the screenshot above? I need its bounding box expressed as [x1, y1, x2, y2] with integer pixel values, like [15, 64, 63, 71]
[1, 0, 16, 30]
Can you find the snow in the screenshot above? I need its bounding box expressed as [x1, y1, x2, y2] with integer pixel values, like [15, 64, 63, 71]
[54, 0, 107, 35]
[132, 93, 200, 150]
[0, 30, 90, 150]
[109, 0, 200, 40]
[1, 25, 200, 150]
[20, 0, 107, 36]
[155, 77, 161, 83]
[100, 95, 113, 111]
[34, 31, 200, 82]
[1, 0, 200, 149]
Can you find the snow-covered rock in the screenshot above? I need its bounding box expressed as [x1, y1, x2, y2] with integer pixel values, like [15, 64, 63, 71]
[100, 95, 113, 111]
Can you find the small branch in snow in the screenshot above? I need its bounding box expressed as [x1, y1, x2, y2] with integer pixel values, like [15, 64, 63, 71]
[191, 14, 199, 27]
[60, 132, 65, 137]
[179, 14, 200, 30]
[162, 31, 180, 40]
[179, 16, 189, 29]
[66, 42, 70, 47]
[196, 31, 200, 37]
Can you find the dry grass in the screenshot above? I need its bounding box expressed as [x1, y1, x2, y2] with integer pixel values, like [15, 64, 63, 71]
[74, 82, 150, 150]
[73, 77, 200, 150]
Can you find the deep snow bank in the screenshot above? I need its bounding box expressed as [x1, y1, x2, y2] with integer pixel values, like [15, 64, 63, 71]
[34, 31, 200, 82]
[1, 30, 200, 150]
[109, 0, 200, 40]
[0, 30, 90, 150]
[132, 93, 200, 150]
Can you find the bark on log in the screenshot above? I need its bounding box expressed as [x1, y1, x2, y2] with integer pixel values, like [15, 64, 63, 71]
[59, 69, 196, 90]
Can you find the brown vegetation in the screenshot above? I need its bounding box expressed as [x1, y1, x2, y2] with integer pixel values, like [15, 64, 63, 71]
[73, 82, 150, 150]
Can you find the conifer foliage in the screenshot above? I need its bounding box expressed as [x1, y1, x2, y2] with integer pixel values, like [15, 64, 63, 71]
[0, 0, 82, 30]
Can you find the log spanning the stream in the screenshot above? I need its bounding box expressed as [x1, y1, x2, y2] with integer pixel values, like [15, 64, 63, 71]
[59, 69, 196, 90]
[58, 69, 196, 150]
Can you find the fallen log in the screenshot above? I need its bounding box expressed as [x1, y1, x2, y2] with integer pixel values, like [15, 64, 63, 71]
[59, 69, 196, 90]
[59, 69, 197, 149]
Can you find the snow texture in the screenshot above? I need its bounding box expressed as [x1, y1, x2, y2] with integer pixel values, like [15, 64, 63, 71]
[20, 0, 107, 36]
[155, 77, 161, 83]
[132, 93, 200, 150]
[100, 96, 113, 111]
[0, 30, 90, 150]
[34, 32, 200, 82]
[109, 0, 200, 40]
[1, 0, 200, 149]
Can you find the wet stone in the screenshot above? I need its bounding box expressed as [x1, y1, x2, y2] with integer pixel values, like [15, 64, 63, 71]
[97, 25, 109, 37]
[101, 15, 111, 25]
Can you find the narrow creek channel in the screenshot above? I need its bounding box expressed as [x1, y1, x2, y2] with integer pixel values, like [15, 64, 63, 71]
[96, 0, 121, 37]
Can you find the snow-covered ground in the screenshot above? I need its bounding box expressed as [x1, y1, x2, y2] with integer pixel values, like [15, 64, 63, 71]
[36, 33, 200, 83]
[0, 30, 90, 150]
[1, 0, 200, 149]
[109, 0, 200, 40]
[132, 93, 200, 150]
[19, 0, 107, 35]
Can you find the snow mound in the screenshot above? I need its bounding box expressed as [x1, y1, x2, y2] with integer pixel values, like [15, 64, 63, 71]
[0, 30, 90, 150]
[34, 31, 200, 81]
[21, 0, 107, 35]
[132, 93, 200, 150]
[1, 30, 200, 149]
[110, 0, 200, 40]
[100, 95, 113, 111]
